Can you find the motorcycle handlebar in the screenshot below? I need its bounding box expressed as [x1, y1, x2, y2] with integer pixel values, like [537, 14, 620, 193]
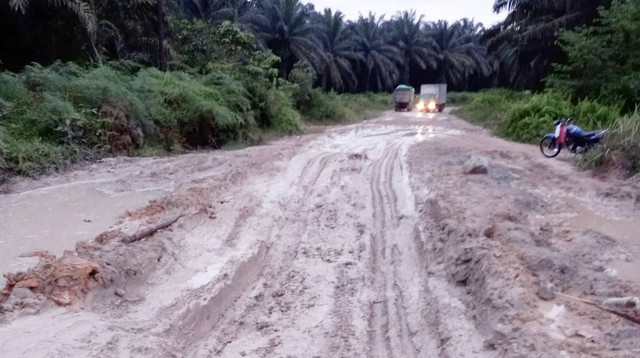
[554, 117, 574, 125]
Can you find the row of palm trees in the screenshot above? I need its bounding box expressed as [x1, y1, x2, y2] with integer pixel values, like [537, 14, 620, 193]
[4, 0, 619, 91]
[179, 0, 492, 92]
[3, 0, 493, 92]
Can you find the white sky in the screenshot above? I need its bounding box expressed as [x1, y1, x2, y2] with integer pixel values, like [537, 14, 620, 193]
[306, 0, 507, 27]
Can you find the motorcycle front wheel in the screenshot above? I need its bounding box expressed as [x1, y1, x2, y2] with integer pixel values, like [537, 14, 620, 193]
[540, 137, 562, 158]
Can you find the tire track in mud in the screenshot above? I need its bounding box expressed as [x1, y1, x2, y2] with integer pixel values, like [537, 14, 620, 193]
[367, 142, 419, 358]
[185, 149, 344, 356]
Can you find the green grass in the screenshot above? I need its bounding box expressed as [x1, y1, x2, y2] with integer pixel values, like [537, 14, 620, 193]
[454, 89, 639, 175]
[447, 92, 476, 105]
[453, 89, 619, 142]
[292, 88, 392, 124]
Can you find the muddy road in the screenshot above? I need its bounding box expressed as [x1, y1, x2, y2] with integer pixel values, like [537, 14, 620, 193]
[1, 110, 640, 357]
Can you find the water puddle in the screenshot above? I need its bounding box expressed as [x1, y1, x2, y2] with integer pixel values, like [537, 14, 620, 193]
[0, 183, 165, 276]
[565, 197, 640, 243]
[564, 198, 640, 283]
[607, 260, 640, 282]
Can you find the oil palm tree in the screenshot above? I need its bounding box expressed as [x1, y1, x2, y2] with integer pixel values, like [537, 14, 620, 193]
[315, 9, 360, 92]
[424, 20, 488, 87]
[486, 0, 612, 88]
[178, 0, 250, 23]
[9, 0, 97, 36]
[350, 13, 401, 91]
[455, 19, 491, 81]
[246, 0, 322, 77]
[389, 10, 435, 84]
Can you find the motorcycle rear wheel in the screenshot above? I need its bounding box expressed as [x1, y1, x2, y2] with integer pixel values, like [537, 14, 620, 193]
[540, 137, 562, 158]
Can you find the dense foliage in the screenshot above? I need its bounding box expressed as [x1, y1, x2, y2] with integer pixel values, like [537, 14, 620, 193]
[0, 1, 491, 92]
[485, 0, 613, 89]
[546, 0, 640, 111]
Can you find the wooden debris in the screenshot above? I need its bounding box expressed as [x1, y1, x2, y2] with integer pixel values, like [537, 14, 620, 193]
[557, 292, 640, 326]
[121, 214, 183, 244]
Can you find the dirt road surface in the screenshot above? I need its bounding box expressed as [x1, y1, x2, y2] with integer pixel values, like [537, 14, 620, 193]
[1, 110, 640, 357]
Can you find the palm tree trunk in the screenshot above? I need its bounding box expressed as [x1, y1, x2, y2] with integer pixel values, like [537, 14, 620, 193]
[402, 53, 410, 84]
[156, 0, 166, 71]
[437, 65, 446, 83]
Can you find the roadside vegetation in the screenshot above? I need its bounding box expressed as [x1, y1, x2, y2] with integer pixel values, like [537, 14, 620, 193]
[453, 0, 640, 176]
[1, 0, 640, 180]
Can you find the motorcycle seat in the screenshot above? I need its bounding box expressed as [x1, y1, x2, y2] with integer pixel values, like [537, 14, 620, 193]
[582, 130, 605, 137]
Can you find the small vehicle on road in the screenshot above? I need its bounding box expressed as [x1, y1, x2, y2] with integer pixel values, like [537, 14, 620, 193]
[540, 117, 608, 158]
[416, 84, 447, 113]
[393, 84, 415, 112]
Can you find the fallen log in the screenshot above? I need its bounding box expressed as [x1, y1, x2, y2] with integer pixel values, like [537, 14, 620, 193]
[121, 214, 184, 244]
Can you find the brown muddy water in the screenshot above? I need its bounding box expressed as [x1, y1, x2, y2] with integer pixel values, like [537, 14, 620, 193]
[0, 182, 165, 278]
[566, 197, 640, 283]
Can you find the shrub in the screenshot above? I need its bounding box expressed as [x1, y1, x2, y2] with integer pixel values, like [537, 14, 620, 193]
[447, 92, 475, 105]
[292, 88, 349, 123]
[0, 61, 390, 182]
[262, 88, 302, 133]
[577, 112, 640, 174]
[455, 89, 619, 143]
[502, 93, 619, 143]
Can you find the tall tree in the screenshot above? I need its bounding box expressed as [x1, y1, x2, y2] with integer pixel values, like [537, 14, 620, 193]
[486, 0, 613, 89]
[8, 0, 97, 35]
[389, 10, 435, 84]
[350, 13, 401, 91]
[177, 0, 250, 23]
[246, 0, 322, 77]
[425, 20, 489, 87]
[547, 0, 640, 110]
[1, 0, 97, 70]
[314, 9, 360, 92]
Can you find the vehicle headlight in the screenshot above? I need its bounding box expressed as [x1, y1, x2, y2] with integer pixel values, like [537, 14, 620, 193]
[427, 101, 436, 110]
[416, 101, 425, 110]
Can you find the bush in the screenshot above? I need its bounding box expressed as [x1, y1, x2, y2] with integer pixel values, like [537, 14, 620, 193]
[454, 89, 529, 128]
[447, 92, 475, 105]
[455, 89, 619, 143]
[502, 93, 619, 143]
[292, 88, 392, 123]
[0, 62, 304, 181]
[260, 88, 302, 133]
[0, 60, 392, 182]
[292, 88, 349, 123]
[577, 113, 640, 174]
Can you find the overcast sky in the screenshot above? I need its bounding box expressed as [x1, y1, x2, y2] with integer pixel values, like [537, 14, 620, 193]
[306, 0, 506, 27]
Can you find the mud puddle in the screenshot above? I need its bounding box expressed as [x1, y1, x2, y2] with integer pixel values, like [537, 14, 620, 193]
[608, 259, 640, 283]
[0, 183, 165, 276]
[565, 197, 640, 242]
[564, 198, 640, 284]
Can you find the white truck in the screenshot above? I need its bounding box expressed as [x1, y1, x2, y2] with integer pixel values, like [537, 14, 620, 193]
[416, 83, 447, 113]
